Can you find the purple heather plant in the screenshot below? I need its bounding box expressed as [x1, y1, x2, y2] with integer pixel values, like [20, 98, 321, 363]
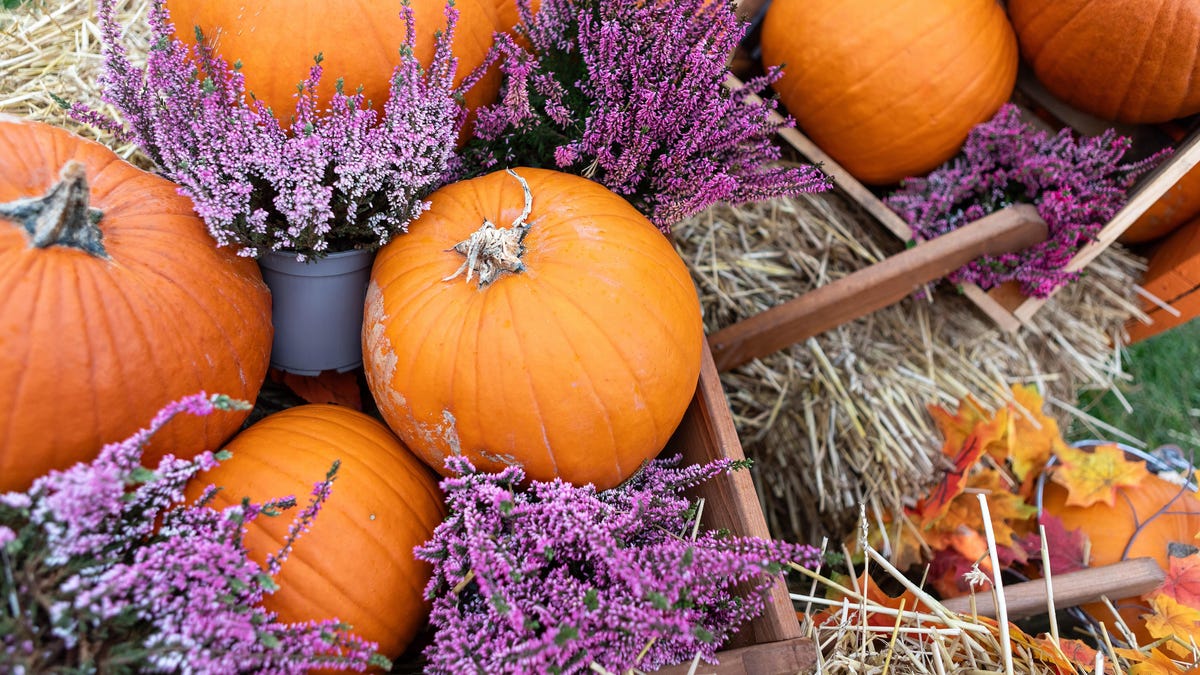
[416, 455, 824, 674]
[885, 104, 1169, 297]
[0, 393, 386, 674]
[74, 0, 475, 260]
[460, 0, 831, 231]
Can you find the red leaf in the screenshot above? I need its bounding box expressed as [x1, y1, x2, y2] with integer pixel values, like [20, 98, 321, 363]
[1019, 512, 1086, 575]
[271, 368, 363, 410]
[1159, 542, 1200, 609]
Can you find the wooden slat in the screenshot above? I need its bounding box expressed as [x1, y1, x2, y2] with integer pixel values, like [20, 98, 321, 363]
[708, 204, 1047, 371]
[941, 558, 1165, 621]
[652, 637, 816, 675]
[671, 342, 803, 647]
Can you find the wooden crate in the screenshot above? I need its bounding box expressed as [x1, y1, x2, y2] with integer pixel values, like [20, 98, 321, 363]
[1126, 214, 1200, 343]
[651, 342, 816, 674]
[726, 0, 1200, 332]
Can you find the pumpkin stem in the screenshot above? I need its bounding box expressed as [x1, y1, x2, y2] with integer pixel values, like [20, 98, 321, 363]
[0, 161, 107, 258]
[443, 169, 533, 288]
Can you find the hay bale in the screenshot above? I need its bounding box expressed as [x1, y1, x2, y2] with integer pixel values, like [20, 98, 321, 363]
[674, 189, 1147, 543]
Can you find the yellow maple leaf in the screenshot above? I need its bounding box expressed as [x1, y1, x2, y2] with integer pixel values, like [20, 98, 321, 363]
[1051, 443, 1152, 508]
[1144, 595, 1200, 652]
[1127, 646, 1191, 674]
[1006, 384, 1069, 488]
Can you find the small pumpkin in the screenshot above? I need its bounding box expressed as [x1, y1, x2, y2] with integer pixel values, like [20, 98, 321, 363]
[165, 0, 501, 123]
[187, 404, 445, 660]
[1007, 0, 1200, 124]
[1042, 471, 1200, 639]
[758, 0, 1012, 183]
[363, 168, 704, 490]
[1120, 163, 1200, 244]
[0, 116, 272, 492]
[760, 0, 1018, 185]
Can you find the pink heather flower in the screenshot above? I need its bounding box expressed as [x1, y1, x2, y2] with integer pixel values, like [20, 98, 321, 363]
[416, 456, 824, 674]
[0, 394, 386, 673]
[74, 0, 473, 260]
[885, 104, 1169, 297]
[460, 0, 831, 232]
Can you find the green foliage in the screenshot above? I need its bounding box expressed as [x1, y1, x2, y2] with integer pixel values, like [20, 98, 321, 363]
[1072, 318, 1200, 458]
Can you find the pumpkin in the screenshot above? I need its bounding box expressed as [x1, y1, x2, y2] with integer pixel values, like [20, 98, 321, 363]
[187, 404, 445, 660]
[1042, 471, 1200, 640]
[1008, 0, 1200, 124]
[1120, 162, 1200, 244]
[165, 0, 501, 124]
[493, 0, 539, 32]
[362, 168, 704, 490]
[0, 116, 272, 492]
[760, 0, 1018, 185]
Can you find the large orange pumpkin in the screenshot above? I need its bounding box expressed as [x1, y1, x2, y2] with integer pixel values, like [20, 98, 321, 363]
[0, 116, 272, 492]
[1008, 0, 1200, 124]
[165, 0, 500, 123]
[362, 168, 704, 490]
[1043, 471, 1200, 639]
[188, 404, 445, 660]
[760, 0, 1018, 185]
[1120, 163, 1200, 244]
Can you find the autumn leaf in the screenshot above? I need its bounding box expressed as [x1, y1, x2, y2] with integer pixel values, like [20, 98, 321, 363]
[1051, 443, 1152, 508]
[1043, 637, 1098, 669]
[1018, 513, 1086, 575]
[1127, 647, 1190, 675]
[1159, 543, 1200, 609]
[913, 399, 1003, 522]
[1006, 384, 1069, 489]
[1143, 593, 1200, 649]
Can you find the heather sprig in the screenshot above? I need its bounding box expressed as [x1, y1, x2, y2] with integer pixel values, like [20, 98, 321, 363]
[885, 104, 1168, 297]
[461, 0, 830, 231]
[78, 0, 471, 260]
[0, 393, 387, 673]
[416, 456, 823, 674]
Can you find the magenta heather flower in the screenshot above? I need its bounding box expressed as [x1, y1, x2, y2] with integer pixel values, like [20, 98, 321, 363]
[0, 393, 386, 673]
[461, 0, 831, 231]
[74, 0, 475, 260]
[885, 104, 1168, 297]
[416, 456, 823, 674]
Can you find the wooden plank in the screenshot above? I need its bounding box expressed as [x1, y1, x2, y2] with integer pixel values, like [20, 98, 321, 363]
[1127, 283, 1200, 344]
[652, 637, 816, 675]
[941, 558, 1165, 621]
[671, 342, 803, 646]
[708, 204, 1047, 371]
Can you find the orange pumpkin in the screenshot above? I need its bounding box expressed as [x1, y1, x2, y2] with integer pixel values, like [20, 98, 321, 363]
[0, 116, 272, 492]
[188, 404, 445, 660]
[1120, 163, 1200, 244]
[760, 0, 1018, 185]
[363, 168, 704, 490]
[1043, 472, 1200, 639]
[165, 0, 501, 124]
[1008, 0, 1200, 124]
[493, 0, 539, 31]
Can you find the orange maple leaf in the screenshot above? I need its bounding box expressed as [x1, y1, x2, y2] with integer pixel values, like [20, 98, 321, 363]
[1143, 594, 1200, 654]
[1006, 384, 1069, 490]
[1051, 443, 1152, 508]
[1159, 543, 1200, 609]
[912, 399, 1006, 523]
[1126, 647, 1191, 675]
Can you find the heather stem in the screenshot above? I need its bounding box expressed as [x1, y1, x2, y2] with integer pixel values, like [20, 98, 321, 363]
[0, 162, 107, 258]
[443, 169, 534, 287]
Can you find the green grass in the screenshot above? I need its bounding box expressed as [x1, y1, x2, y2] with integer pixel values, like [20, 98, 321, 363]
[1072, 318, 1200, 455]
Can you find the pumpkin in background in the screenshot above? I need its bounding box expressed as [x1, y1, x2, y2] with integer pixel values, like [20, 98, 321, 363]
[1007, 0, 1200, 124]
[1042, 471, 1200, 640]
[760, 0, 1018, 185]
[1120, 163, 1200, 244]
[363, 168, 704, 490]
[0, 116, 272, 492]
[165, 0, 501, 124]
[493, 0, 539, 32]
[187, 404, 445, 660]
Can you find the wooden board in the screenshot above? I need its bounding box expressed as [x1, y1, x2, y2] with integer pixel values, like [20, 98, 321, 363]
[650, 342, 816, 673]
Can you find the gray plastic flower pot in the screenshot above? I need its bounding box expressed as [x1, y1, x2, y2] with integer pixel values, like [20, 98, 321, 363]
[258, 249, 375, 376]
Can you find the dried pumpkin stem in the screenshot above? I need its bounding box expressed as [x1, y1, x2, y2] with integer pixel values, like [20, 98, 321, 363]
[444, 169, 533, 288]
[0, 161, 107, 258]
